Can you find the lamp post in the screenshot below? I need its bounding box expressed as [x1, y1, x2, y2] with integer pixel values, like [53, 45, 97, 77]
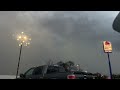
[76, 64, 80, 71]
[16, 44, 22, 79]
[16, 32, 31, 79]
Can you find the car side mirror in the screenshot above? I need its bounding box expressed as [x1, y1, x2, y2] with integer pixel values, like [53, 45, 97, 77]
[20, 74, 25, 78]
[113, 12, 120, 33]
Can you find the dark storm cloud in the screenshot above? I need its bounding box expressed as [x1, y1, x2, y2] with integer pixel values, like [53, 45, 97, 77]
[0, 11, 119, 75]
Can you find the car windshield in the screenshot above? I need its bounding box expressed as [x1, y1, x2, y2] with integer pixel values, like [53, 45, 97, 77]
[24, 67, 35, 76]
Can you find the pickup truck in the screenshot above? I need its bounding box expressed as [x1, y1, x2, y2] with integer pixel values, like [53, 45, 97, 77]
[18, 65, 95, 79]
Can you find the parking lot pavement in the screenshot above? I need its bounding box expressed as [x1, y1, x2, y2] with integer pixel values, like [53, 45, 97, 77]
[0, 75, 16, 79]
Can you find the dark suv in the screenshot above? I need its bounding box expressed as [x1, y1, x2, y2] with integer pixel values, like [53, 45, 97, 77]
[19, 65, 72, 79]
[19, 65, 95, 79]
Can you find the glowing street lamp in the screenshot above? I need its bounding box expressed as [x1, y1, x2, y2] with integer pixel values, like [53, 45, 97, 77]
[16, 32, 31, 79]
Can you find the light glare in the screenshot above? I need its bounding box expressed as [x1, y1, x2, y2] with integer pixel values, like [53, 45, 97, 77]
[19, 36, 21, 39]
[24, 36, 27, 39]
[16, 32, 31, 47]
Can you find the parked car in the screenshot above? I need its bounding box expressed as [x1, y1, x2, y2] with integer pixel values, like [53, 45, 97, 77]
[18, 65, 95, 79]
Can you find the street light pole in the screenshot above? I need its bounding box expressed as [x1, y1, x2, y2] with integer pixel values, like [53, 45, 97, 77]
[76, 64, 80, 71]
[15, 32, 31, 79]
[16, 44, 23, 79]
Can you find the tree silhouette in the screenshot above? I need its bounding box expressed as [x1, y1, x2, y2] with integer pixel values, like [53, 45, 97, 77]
[56, 61, 75, 72]
[57, 61, 64, 66]
[65, 61, 74, 67]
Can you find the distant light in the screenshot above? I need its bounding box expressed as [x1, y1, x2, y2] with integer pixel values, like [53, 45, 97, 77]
[19, 43, 22, 46]
[84, 71, 87, 73]
[16, 32, 31, 47]
[24, 36, 27, 40]
[19, 36, 21, 39]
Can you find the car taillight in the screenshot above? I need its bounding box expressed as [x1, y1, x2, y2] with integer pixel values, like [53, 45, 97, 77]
[67, 75, 76, 79]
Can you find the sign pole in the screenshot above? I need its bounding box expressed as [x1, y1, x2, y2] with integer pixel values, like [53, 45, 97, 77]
[107, 52, 113, 79]
[103, 41, 113, 79]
